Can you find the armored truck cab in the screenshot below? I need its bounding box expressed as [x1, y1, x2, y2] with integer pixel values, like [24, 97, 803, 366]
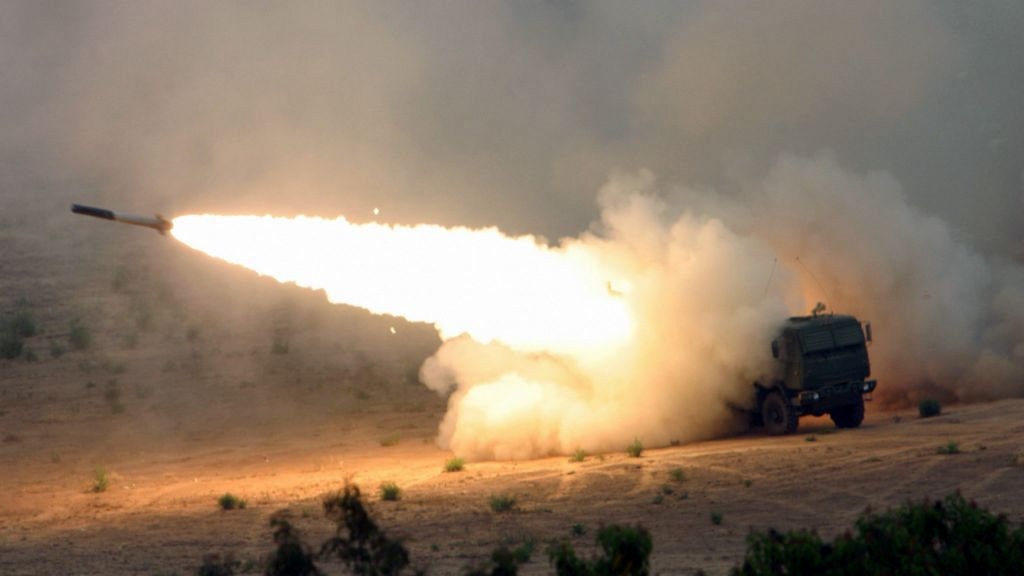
[755, 314, 877, 435]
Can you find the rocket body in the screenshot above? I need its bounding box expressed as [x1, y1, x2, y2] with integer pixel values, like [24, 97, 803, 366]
[71, 203, 172, 235]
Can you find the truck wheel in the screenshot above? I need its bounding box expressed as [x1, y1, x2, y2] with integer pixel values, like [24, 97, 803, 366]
[830, 397, 865, 428]
[762, 391, 798, 435]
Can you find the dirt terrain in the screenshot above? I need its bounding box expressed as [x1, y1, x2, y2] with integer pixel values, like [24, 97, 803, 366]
[2, 203, 1024, 575]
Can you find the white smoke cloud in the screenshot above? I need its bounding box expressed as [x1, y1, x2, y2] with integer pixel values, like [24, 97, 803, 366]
[419, 154, 1024, 460]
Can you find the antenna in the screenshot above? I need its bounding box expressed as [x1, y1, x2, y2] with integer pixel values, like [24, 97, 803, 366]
[795, 256, 833, 314]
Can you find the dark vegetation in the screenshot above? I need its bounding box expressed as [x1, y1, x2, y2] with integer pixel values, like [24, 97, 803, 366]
[626, 438, 643, 458]
[731, 493, 1024, 575]
[196, 486, 1024, 575]
[218, 493, 248, 510]
[1, 304, 37, 359]
[919, 399, 942, 418]
[489, 494, 517, 513]
[548, 524, 652, 576]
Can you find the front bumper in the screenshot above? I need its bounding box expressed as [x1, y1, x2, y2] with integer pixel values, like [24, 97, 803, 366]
[797, 380, 876, 415]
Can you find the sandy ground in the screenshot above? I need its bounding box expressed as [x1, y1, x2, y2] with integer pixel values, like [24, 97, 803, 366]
[2, 205, 1024, 575]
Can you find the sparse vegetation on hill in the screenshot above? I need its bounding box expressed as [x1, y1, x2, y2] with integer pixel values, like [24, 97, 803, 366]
[627, 438, 644, 458]
[548, 524, 652, 576]
[191, 484, 1024, 576]
[919, 399, 942, 418]
[91, 467, 108, 493]
[218, 493, 247, 510]
[489, 494, 517, 513]
[668, 467, 685, 482]
[379, 482, 401, 501]
[731, 492, 1024, 575]
[68, 319, 91, 351]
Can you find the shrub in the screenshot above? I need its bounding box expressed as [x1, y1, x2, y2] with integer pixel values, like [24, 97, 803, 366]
[548, 524, 652, 576]
[379, 482, 401, 501]
[730, 492, 1024, 575]
[0, 331, 23, 359]
[669, 467, 685, 482]
[321, 484, 410, 575]
[919, 399, 942, 418]
[92, 467, 108, 493]
[569, 448, 587, 463]
[489, 494, 516, 513]
[379, 434, 400, 447]
[937, 441, 960, 455]
[464, 542, 533, 576]
[711, 511, 724, 525]
[10, 309, 37, 338]
[265, 514, 318, 576]
[197, 554, 240, 576]
[627, 438, 644, 458]
[218, 493, 247, 510]
[444, 457, 465, 472]
[571, 524, 586, 537]
[69, 320, 91, 350]
[50, 341, 65, 358]
[271, 333, 290, 355]
[22, 347, 37, 362]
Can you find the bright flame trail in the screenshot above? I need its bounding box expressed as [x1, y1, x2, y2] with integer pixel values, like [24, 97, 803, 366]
[171, 215, 634, 356]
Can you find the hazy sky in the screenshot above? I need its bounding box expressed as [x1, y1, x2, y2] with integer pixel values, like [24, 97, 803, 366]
[2, 1, 1022, 255]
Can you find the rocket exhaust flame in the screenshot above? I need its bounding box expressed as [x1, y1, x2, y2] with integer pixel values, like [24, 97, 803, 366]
[170, 215, 633, 354]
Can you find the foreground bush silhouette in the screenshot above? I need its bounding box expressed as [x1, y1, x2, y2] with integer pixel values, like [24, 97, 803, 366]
[265, 514, 320, 576]
[548, 524, 652, 576]
[464, 542, 533, 576]
[320, 484, 411, 575]
[731, 492, 1024, 576]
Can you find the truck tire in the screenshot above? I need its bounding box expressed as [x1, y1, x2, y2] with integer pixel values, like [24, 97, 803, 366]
[830, 397, 865, 428]
[762, 391, 798, 435]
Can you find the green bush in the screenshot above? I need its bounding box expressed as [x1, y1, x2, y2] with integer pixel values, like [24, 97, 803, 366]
[569, 448, 587, 463]
[937, 441, 960, 455]
[668, 467, 685, 482]
[10, 309, 37, 338]
[627, 438, 644, 458]
[464, 541, 533, 576]
[730, 492, 1024, 575]
[321, 484, 410, 575]
[549, 524, 652, 576]
[379, 482, 401, 501]
[379, 434, 400, 447]
[265, 514, 317, 576]
[92, 467, 108, 493]
[0, 331, 23, 359]
[69, 320, 91, 350]
[50, 341, 65, 358]
[711, 511, 724, 525]
[489, 494, 516, 513]
[444, 457, 465, 472]
[218, 493, 247, 510]
[919, 399, 942, 418]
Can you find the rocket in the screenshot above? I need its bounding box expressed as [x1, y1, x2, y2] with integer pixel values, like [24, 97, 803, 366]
[71, 204, 172, 235]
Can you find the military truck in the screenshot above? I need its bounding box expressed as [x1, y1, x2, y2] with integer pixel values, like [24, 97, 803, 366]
[754, 312, 876, 435]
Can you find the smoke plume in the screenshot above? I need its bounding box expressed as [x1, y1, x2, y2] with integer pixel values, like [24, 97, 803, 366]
[171, 152, 1024, 460]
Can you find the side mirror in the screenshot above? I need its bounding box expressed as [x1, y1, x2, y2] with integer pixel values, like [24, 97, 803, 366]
[771, 339, 780, 358]
[865, 322, 873, 344]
